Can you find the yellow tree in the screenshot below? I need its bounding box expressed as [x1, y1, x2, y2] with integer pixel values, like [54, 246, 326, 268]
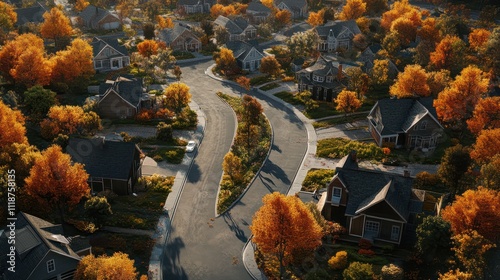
[381, 0, 415, 30]
[470, 128, 500, 164]
[389, 64, 430, 98]
[0, 100, 28, 147]
[434, 66, 489, 126]
[468, 28, 491, 52]
[75, 252, 138, 280]
[222, 151, 243, 184]
[334, 89, 362, 118]
[162, 82, 192, 114]
[430, 35, 466, 75]
[40, 7, 73, 49]
[156, 15, 174, 29]
[274, 9, 291, 27]
[339, 0, 366, 20]
[307, 10, 325, 27]
[251, 192, 323, 279]
[215, 47, 237, 75]
[75, 0, 89, 12]
[0, 33, 44, 83]
[25, 145, 90, 221]
[0, 2, 17, 32]
[441, 186, 500, 242]
[427, 69, 451, 96]
[390, 17, 417, 46]
[51, 38, 95, 88]
[370, 59, 389, 86]
[40, 105, 101, 140]
[467, 97, 500, 135]
[10, 46, 52, 88]
[137, 39, 159, 58]
[417, 17, 441, 45]
[452, 230, 496, 279]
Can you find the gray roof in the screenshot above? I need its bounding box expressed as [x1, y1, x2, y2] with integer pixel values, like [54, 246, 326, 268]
[99, 74, 143, 106]
[283, 22, 312, 37]
[315, 20, 361, 39]
[158, 23, 194, 44]
[80, 5, 117, 26]
[91, 36, 128, 58]
[247, 1, 271, 13]
[67, 137, 140, 180]
[225, 40, 263, 60]
[177, 0, 215, 5]
[0, 212, 85, 280]
[298, 56, 348, 89]
[336, 158, 414, 220]
[369, 97, 441, 135]
[275, 0, 307, 11]
[15, 2, 47, 26]
[214, 15, 252, 35]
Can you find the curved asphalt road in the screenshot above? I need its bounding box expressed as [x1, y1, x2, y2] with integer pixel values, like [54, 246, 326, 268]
[162, 60, 307, 279]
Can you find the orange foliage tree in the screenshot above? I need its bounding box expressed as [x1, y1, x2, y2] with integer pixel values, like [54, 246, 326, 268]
[0, 2, 17, 32]
[51, 38, 95, 90]
[390, 17, 417, 46]
[162, 82, 191, 114]
[75, 252, 138, 280]
[251, 192, 323, 279]
[210, 4, 225, 18]
[40, 7, 73, 48]
[430, 35, 466, 74]
[339, 0, 366, 20]
[468, 28, 491, 52]
[470, 128, 500, 164]
[0, 100, 28, 147]
[214, 47, 237, 76]
[137, 39, 159, 58]
[427, 69, 451, 96]
[156, 15, 174, 29]
[389, 64, 430, 98]
[381, 0, 418, 30]
[222, 151, 243, 185]
[0, 33, 45, 83]
[334, 89, 362, 117]
[434, 66, 489, 127]
[417, 17, 441, 45]
[441, 187, 500, 243]
[236, 76, 250, 91]
[10, 46, 52, 88]
[40, 105, 102, 140]
[25, 145, 90, 220]
[75, 0, 89, 12]
[307, 10, 325, 27]
[274, 9, 291, 27]
[467, 97, 500, 135]
[259, 56, 282, 78]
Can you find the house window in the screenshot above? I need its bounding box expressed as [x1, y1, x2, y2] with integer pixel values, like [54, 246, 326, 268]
[420, 121, 428, 130]
[331, 187, 342, 205]
[313, 75, 324, 82]
[391, 225, 400, 241]
[112, 59, 120, 69]
[47, 259, 55, 273]
[326, 76, 333, 83]
[95, 60, 102, 69]
[364, 221, 380, 237]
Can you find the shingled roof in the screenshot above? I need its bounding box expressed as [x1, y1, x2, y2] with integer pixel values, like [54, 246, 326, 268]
[214, 15, 252, 35]
[315, 20, 361, 39]
[157, 23, 195, 44]
[275, 0, 307, 12]
[0, 212, 87, 280]
[247, 0, 271, 13]
[225, 40, 263, 60]
[91, 36, 128, 58]
[67, 137, 140, 181]
[15, 2, 46, 26]
[98, 74, 143, 107]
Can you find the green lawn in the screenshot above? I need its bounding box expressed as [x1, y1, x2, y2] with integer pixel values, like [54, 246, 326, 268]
[313, 114, 369, 129]
[260, 82, 281, 91]
[301, 169, 335, 192]
[147, 147, 185, 164]
[317, 138, 384, 161]
[250, 75, 274, 86]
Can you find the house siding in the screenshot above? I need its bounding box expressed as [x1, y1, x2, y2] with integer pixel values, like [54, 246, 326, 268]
[349, 215, 364, 236]
[98, 14, 120, 30]
[27, 252, 79, 280]
[98, 91, 137, 119]
[405, 114, 443, 149]
[170, 31, 201, 52]
[364, 217, 403, 244]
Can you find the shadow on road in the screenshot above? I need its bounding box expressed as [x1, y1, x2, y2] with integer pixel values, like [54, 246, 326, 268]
[263, 159, 290, 185]
[163, 236, 188, 280]
[272, 144, 282, 153]
[259, 174, 276, 193]
[222, 212, 247, 242]
[187, 162, 202, 183]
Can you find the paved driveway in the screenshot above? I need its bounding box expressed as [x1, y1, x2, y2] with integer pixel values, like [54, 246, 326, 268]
[162, 60, 307, 279]
[315, 120, 371, 141]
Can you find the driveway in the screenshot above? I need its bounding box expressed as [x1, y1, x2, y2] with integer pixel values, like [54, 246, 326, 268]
[315, 120, 371, 141]
[162, 60, 307, 279]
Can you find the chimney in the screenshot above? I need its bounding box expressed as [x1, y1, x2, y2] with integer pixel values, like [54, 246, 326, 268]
[349, 150, 357, 163]
[403, 170, 410, 177]
[337, 64, 343, 81]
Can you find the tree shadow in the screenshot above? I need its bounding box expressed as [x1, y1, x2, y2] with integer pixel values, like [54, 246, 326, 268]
[162, 236, 188, 280]
[259, 174, 276, 193]
[272, 144, 282, 153]
[263, 159, 291, 185]
[187, 162, 201, 183]
[222, 212, 247, 243]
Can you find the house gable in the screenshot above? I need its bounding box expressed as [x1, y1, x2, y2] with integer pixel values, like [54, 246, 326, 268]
[95, 45, 126, 60]
[242, 47, 264, 63]
[27, 251, 80, 280]
[356, 200, 407, 222]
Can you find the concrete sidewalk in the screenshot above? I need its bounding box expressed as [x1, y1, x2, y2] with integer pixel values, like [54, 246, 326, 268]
[148, 99, 206, 280]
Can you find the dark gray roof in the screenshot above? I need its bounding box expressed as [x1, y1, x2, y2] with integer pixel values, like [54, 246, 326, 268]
[15, 2, 46, 26]
[283, 22, 312, 37]
[80, 5, 117, 26]
[67, 137, 140, 180]
[369, 97, 441, 135]
[0, 212, 85, 280]
[247, 1, 271, 13]
[225, 40, 263, 60]
[315, 20, 361, 39]
[275, 0, 307, 11]
[158, 23, 193, 44]
[214, 15, 252, 35]
[177, 0, 215, 5]
[99, 74, 143, 106]
[91, 36, 128, 58]
[336, 164, 414, 220]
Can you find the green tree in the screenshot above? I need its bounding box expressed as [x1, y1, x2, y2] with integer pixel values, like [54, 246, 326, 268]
[156, 122, 173, 142]
[84, 196, 112, 226]
[23, 86, 58, 121]
[296, 90, 318, 112]
[415, 216, 453, 263]
[478, 154, 500, 190]
[452, 230, 496, 279]
[437, 144, 472, 196]
[286, 30, 320, 59]
[343, 262, 374, 280]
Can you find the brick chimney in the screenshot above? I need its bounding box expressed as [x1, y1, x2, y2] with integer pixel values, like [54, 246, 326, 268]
[349, 150, 357, 163]
[403, 169, 410, 177]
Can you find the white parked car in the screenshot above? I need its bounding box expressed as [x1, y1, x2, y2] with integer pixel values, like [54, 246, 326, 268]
[186, 141, 196, 153]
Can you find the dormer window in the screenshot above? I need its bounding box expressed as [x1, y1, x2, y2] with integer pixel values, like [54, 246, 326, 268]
[313, 75, 324, 82]
[331, 187, 342, 206]
[420, 121, 427, 130]
[47, 259, 55, 273]
[326, 76, 333, 83]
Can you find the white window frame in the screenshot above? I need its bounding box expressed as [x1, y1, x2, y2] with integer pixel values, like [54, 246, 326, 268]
[331, 187, 342, 205]
[420, 120, 428, 130]
[391, 225, 400, 241]
[364, 221, 380, 235]
[94, 60, 102, 69]
[47, 259, 55, 273]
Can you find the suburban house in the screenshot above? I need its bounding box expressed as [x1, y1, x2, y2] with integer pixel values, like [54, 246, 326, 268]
[296, 55, 348, 102]
[318, 152, 446, 246]
[79, 5, 121, 30]
[315, 20, 361, 52]
[0, 212, 91, 280]
[225, 40, 265, 72]
[15, 2, 46, 27]
[274, 0, 308, 19]
[67, 137, 143, 195]
[97, 75, 150, 119]
[157, 23, 202, 52]
[246, 0, 272, 23]
[357, 44, 399, 79]
[91, 36, 130, 72]
[177, 0, 215, 14]
[214, 15, 257, 41]
[367, 97, 444, 150]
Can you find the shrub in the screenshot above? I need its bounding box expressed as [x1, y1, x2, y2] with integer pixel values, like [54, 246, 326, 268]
[343, 262, 374, 280]
[413, 171, 441, 190]
[156, 122, 173, 141]
[316, 138, 384, 160]
[97, 189, 118, 203]
[328, 251, 348, 270]
[139, 174, 174, 193]
[302, 169, 335, 192]
[358, 249, 376, 256]
[282, 76, 295, 82]
[152, 154, 163, 162]
[136, 109, 154, 122]
[305, 268, 329, 280]
[381, 264, 404, 280]
[164, 148, 185, 164]
[359, 238, 373, 249]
